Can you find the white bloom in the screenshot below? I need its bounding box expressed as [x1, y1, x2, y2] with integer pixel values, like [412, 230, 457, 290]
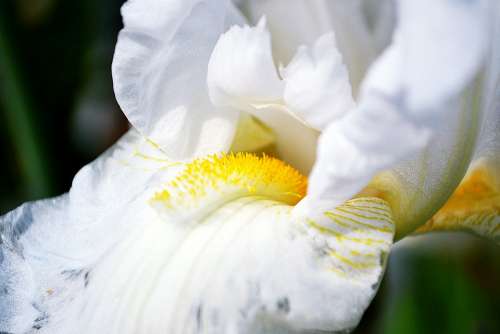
[1, 0, 499, 333]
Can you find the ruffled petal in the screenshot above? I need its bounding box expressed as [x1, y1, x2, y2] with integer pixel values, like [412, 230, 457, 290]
[1, 152, 394, 333]
[112, 0, 239, 160]
[303, 0, 492, 238]
[282, 32, 355, 130]
[0, 129, 182, 333]
[207, 21, 319, 174]
[207, 17, 284, 111]
[237, 0, 378, 94]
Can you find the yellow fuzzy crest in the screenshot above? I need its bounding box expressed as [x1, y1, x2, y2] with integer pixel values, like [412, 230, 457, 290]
[150, 153, 307, 221]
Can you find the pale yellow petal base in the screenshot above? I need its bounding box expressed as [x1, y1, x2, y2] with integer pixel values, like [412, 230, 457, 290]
[416, 159, 500, 244]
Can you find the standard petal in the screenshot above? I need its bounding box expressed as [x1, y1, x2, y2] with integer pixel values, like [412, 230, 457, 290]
[237, 0, 377, 94]
[282, 32, 355, 130]
[112, 0, 238, 160]
[416, 13, 500, 243]
[207, 20, 320, 174]
[387, 0, 489, 113]
[207, 17, 284, 111]
[304, 0, 492, 238]
[360, 0, 396, 54]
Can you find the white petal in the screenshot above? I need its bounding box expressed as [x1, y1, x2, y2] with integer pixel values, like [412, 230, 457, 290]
[207, 19, 320, 174]
[207, 18, 284, 111]
[298, 96, 432, 215]
[475, 0, 500, 165]
[360, 0, 397, 54]
[248, 105, 319, 175]
[379, 0, 490, 113]
[282, 32, 355, 130]
[238, 0, 377, 94]
[1, 151, 394, 333]
[360, 0, 500, 238]
[112, 0, 238, 159]
[304, 0, 491, 223]
[415, 5, 500, 243]
[0, 130, 181, 333]
[367, 92, 482, 238]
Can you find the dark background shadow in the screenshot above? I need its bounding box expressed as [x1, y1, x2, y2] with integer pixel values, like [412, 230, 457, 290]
[0, 0, 128, 212]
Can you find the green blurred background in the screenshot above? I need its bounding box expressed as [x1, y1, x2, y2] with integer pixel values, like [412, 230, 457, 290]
[0, 1, 498, 333]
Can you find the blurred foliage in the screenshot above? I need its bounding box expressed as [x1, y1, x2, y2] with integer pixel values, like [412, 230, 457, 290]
[355, 234, 500, 334]
[0, 1, 498, 333]
[0, 0, 128, 212]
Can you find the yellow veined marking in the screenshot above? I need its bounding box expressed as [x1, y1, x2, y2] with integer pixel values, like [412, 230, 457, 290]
[151, 152, 308, 208]
[305, 220, 389, 246]
[329, 266, 349, 278]
[342, 203, 392, 221]
[133, 150, 170, 163]
[339, 205, 393, 219]
[118, 157, 183, 172]
[350, 250, 377, 258]
[322, 215, 372, 235]
[146, 138, 162, 150]
[344, 201, 391, 211]
[117, 137, 182, 171]
[335, 207, 392, 223]
[324, 212, 392, 234]
[348, 197, 389, 207]
[329, 250, 377, 270]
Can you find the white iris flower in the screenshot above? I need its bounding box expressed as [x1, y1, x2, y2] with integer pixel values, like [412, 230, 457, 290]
[1, 0, 499, 333]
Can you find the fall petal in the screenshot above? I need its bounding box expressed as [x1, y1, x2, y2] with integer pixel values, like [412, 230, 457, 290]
[0, 130, 181, 333]
[1, 151, 394, 333]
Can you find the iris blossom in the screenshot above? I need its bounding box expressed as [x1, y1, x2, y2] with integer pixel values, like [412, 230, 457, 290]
[1, 0, 499, 333]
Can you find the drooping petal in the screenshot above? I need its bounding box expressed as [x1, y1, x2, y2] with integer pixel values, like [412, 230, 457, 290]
[282, 32, 356, 130]
[0, 129, 182, 333]
[1, 152, 394, 333]
[112, 0, 240, 160]
[303, 0, 492, 238]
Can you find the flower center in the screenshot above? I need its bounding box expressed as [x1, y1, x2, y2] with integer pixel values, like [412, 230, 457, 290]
[228, 106, 320, 176]
[150, 152, 307, 222]
[249, 105, 320, 175]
